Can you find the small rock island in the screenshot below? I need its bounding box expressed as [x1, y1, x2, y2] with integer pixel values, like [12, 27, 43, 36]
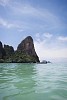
[0, 36, 40, 63]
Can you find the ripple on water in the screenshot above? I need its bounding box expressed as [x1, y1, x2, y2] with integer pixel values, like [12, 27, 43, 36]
[0, 63, 67, 100]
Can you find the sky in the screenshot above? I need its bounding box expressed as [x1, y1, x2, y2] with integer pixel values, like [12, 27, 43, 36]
[0, 0, 67, 61]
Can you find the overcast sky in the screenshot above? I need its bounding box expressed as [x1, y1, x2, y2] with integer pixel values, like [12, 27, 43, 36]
[0, 0, 67, 61]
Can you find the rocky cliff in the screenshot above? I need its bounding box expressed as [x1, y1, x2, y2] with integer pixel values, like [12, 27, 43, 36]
[0, 36, 40, 63]
[17, 36, 39, 62]
[4, 45, 14, 58]
[0, 41, 6, 62]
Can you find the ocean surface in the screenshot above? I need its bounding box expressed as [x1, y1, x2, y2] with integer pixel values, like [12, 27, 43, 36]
[0, 62, 67, 100]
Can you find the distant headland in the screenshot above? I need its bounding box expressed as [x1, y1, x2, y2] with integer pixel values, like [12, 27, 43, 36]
[0, 36, 40, 63]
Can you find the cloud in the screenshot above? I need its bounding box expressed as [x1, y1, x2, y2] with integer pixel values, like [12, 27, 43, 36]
[0, 1, 61, 31]
[0, 17, 21, 29]
[8, 2, 60, 27]
[35, 33, 41, 42]
[8, 2, 62, 33]
[58, 36, 67, 41]
[34, 40, 67, 61]
[35, 32, 53, 42]
[18, 29, 24, 32]
[43, 33, 53, 38]
[0, 0, 10, 6]
[34, 33, 67, 61]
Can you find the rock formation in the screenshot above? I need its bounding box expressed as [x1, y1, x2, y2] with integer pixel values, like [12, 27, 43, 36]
[0, 41, 6, 59]
[17, 36, 34, 54]
[17, 36, 39, 62]
[4, 45, 14, 58]
[0, 36, 40, 63]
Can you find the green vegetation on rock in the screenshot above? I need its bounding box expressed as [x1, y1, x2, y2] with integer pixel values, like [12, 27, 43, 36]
[0, 36, 40, 63]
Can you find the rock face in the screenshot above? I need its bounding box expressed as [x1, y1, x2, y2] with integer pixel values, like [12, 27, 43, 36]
[4, 45, 14, 57]
[0, 36, 40, 63]
[17, 36, 34, 53]
[0, 41, 6, 59]
[17, 36, 36, 56]
[17, 36, 40, 62]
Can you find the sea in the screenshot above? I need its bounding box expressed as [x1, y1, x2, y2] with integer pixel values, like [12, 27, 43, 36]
[0, 62, 67, 100]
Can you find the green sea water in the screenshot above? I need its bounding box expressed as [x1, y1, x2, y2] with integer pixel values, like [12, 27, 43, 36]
[0, 62, 67, 100]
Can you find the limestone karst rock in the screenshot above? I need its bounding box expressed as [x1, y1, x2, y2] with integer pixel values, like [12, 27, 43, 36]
[17, 36, 40, 62]
[0, 36, 40, 63]
[4, 45, 14, 57]
[0, 41, 6, 59]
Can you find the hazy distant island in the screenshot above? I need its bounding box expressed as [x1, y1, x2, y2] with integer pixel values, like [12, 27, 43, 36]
[40, 60, 51, 64]
[0, 36, 40, 63]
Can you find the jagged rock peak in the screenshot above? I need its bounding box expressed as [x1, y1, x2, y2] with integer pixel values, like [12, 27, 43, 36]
[0, 41, 6, 59]
[0, 41, 3, 48]
[17, 36, 40, 62]
[4, 44, 14, 56]
[0, 36, 40, 63]
[24, 36, 33, 41]
[17, 36, 33, 52]
[4, 45, 14, 51]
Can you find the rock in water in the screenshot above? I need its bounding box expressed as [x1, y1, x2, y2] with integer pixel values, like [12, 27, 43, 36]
[4, 45, 14, 57]
[0, 36, 40, 63]
[0, 41, 6, 59]
[0, 41, 6, 62]
[17, 36, 40, 62]
[0, 41, 3, 59]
